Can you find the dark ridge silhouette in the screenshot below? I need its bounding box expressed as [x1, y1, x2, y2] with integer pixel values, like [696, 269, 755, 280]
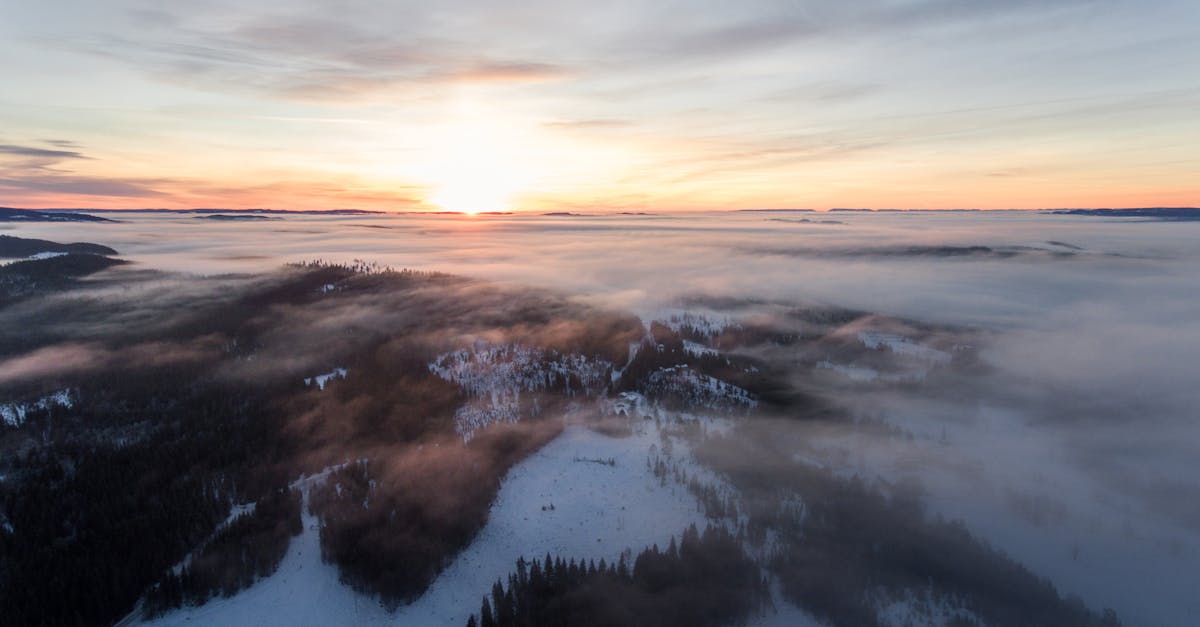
[745, 244, 1078, 259]
[68, 208, 385, 215]
[735, 208, 816, 212]
[0, 207, 112, 222]
[194, 214, 282, 221]
[766, 217, 845, 224]
[1054, 207, 1200, 220]
[0, 235, 118, 257]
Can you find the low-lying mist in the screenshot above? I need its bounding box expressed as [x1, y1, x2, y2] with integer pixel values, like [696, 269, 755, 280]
[4, 209, 1198, 625]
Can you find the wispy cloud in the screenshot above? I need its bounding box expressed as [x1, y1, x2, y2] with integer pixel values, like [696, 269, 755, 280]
[0, 140, 169, 200]
[0, 174, 168, 198]
[62, 10, 573, 103]
[0, 144, 90, 160]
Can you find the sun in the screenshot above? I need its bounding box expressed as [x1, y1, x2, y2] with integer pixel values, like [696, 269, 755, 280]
[423, 109, 535, 214]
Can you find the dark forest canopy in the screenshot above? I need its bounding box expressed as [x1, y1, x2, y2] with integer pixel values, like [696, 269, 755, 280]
[467, 525, 769, 627]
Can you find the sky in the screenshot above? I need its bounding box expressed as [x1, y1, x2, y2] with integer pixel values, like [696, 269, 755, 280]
[1, 0, 1198, 212]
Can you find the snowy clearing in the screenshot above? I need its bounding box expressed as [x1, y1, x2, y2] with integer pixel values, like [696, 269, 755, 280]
[142, 419, 710, 627]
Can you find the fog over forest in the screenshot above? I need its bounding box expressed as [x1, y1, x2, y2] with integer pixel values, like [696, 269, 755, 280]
[3, 210, 1198, 626]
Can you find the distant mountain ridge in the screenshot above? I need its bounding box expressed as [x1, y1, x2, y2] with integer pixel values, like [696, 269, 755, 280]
[1054, 207, 1200, 220]
[0, 207, 112, 222]
[27, 207, 386, 215]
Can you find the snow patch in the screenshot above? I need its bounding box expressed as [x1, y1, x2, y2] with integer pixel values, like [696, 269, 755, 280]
[605, 391, 654, 419]
[610, 340, 642, 383]
[304, 368, 347, 390]
[660, 311, 740, 338]
[858, 332, 951, 364]
[28, 251, 70, 260]
[683, 339, 719, 358]
[1, 389, 75, 427]
[875, 589, 979, 627]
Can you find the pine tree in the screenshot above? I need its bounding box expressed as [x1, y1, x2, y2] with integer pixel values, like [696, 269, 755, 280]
[480, 596, 496, 627]
[491, 580, 506, 626]
[516, 557, 528, 588]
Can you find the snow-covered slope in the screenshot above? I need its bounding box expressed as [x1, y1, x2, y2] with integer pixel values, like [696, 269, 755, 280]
[141, 420, 707, 627]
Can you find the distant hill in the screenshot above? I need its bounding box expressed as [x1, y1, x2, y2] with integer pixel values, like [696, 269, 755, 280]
[0, 207, 113, 222]
[1055, 207, 1200, 220]
[0, 235, 118, 258]
[194, 214, 281, 221]
[72, 208, 384, 216]
[736, 208, 816, 213]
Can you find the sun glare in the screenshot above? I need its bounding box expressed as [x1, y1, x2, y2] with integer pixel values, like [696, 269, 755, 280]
[424, 109, 535, 214]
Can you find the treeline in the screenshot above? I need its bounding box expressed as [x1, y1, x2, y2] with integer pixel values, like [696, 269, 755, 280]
[143, 487, 302, 617]
[466, 525, 769, 627]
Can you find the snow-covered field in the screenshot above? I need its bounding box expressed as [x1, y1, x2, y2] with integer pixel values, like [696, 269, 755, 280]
[140, 407, 824, 627]
[143, 420, 713, 627]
